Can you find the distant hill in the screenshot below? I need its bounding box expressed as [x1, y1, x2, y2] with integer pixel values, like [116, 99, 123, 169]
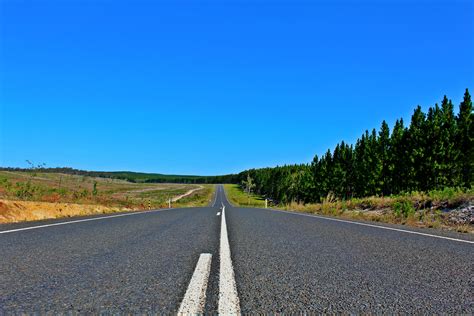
[0, 167, 239, 184]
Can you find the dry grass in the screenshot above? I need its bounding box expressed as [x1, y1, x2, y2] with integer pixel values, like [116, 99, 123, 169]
[225, 184, 474, 234]
[0, 171, 215, 223]
[0, 199, 123, 223]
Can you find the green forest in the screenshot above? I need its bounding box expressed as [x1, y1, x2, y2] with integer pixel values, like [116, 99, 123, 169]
[233, 89, 473, 204]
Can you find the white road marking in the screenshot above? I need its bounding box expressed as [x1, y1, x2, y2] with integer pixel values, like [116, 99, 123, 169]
[178, 253, 212, 315]
[0, 209, 170, 235]
[217, 212, 221, 216]
[212, 185, 219, 207]
[269, 209, 474, 245]
[218, 206, 241, 314]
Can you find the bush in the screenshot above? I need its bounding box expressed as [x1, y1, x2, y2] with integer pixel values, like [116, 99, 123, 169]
[393, 200, 415, 218]
[15, 181, 35, 199]
[92, 181, 98, 196]
[0, 177, 12, 191]
[428, 187, 464, 201]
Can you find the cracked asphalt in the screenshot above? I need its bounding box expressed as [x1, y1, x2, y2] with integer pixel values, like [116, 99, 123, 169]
[1, 185, 473, 313]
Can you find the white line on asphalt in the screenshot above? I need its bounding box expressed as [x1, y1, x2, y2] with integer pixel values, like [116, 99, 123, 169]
[178, 253, 212, 315]
[217, 212, 221, 216]
[212, 185, 219, 207]
[270, 209, 474, 245]
[0, 209, 171, 235]
[218, 206, 241, 314]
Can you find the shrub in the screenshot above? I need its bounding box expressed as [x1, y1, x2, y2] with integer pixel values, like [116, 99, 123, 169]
[80, 189, 89, 198]
[92, 181, 98, 196]
[15, 181, 35, 199]
[428, 187, 462, 201]
[393, 200, 415, 218]
[0, 177, 12, 191]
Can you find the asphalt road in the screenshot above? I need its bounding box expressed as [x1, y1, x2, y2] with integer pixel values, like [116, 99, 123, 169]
[1, 185, 473, 313]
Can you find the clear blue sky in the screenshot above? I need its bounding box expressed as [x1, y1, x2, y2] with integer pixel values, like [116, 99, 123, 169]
[1, 0, 473, 175]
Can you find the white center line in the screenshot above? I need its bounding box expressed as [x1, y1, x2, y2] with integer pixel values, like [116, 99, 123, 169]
[218, 206, 241, 314]
[178, 253, 213, 315]
[0, 209, 171, 235]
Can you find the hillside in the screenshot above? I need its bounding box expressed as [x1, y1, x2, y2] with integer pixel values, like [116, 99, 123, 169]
[0, 167, 237, 184]
[0, 170, 215, 223]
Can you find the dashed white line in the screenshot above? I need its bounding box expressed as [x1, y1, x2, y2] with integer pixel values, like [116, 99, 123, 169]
[178, 253, 213, 315]
[0, 209, 171, 235]
[217, 212, 221, 216]
[218, 206, 241, 314]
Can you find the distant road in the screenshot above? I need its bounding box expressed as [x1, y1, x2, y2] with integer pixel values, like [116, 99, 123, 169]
[1, 185, 473, 313]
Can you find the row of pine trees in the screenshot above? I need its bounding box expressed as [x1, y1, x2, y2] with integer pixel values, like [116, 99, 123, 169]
[237, 89, 473, 204]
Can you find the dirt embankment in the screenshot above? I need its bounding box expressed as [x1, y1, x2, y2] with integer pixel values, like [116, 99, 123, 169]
[0, 199, 127, 224]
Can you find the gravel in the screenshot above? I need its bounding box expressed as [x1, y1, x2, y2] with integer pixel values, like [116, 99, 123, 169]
[448, 202, 474, 225]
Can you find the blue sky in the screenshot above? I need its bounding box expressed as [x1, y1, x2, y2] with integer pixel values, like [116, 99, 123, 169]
[1, 0, 473, 175]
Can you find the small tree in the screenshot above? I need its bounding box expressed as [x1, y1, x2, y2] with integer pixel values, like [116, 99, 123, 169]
[92, 181, 98, 196]
[25, 160, 46, 178]
[242, 174, 255, 205]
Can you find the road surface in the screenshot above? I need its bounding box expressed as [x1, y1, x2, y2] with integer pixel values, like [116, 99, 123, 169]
[1, 185, 473, 313]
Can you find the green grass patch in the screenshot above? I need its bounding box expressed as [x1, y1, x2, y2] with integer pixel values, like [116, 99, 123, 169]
[224, 184, 266, 207]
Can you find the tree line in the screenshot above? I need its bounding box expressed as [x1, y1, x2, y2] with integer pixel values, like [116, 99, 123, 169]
[234, 89, 473, 204]
[0, 166, 239, 184]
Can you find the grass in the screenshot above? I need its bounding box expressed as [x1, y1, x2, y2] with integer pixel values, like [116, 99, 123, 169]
[0, 167, 224, 183]
[174, 185, 215, 207]
[224, 184, 267, 207]
[0, 171, 215, 223]
[223, 184, 473, 233]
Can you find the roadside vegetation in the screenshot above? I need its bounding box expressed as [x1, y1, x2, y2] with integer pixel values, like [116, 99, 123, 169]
[224, 184, 266, 208]
[0, 171, 214, 223]
[225, 185, 473, 233]
[234, 90, 472, 204]
[225, 90, 473, 233]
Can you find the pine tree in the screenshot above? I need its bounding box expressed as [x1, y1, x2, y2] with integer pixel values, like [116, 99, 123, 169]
[378, 120, 391, 195]
[425, 103, 442, 189]
[320, 150, 332, 199]
[354, 132, 369, 197]
[440, 97, 457, 187]
[456, 89, 473, 188]
[331, 143, 346, 197]
[407, 106, 426, 191]
[343, 143, 355, 199]
[368, 129, 381, 195]
[390, 119, 408, 194]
